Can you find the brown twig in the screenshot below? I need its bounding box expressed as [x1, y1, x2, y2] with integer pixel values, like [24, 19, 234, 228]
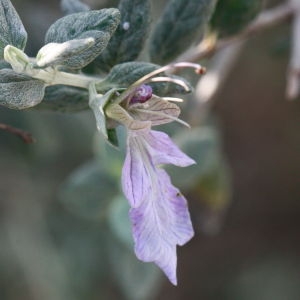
[0, 123, 35, 144]
[177, 1, 294, 63]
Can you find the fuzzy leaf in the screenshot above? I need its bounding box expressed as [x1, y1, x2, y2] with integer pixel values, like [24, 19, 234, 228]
[45, 9, 121, 69]
[59, 160, 118, 221]
[60, 0, 90, 15]
[150, 0, 217, 64]
[36, 38, 95, 69]
[37, 85, 89, 112]
[97, 62, 192, 96]
[92, 0, 151, 72]
[0, 69, 45, 109]
[210, 0, 262, 37]
[0, 0, 27, 58]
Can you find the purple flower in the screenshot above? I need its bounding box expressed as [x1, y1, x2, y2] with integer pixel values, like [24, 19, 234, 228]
[103, 62, 205, 285]
[122, 128, 195, 285]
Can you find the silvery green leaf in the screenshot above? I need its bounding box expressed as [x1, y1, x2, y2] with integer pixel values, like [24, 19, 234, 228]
[60, 0, 90, 15]
[59, 160, 118, 221]
[150, 0, 217, 64]
[129, 95, 181, 126]
[45, 9, 120, 69]
[36, 38, 95, 68]
[0, 0, 27, 59]
[96, 61, 192, 96]
[93, 0, 151, 72]
[0, 69, 45, 109]
[37, 85, 89, 112]
[108, 196, 132, 249]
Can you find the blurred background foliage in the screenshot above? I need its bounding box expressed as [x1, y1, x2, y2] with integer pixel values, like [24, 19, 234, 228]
[0, 0, 300, 299]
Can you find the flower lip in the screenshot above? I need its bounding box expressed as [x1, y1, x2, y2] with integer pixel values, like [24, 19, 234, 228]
[130, 84, 153, 104]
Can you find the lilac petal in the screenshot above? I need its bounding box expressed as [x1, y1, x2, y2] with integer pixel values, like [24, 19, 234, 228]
[129, 95, 181, 126]
[145, 130, 195, 167]
[121, 133, 153, 208]
[130, 169, 194, 285]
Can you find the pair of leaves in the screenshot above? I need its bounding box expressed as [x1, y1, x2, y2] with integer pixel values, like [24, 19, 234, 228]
[0, 69, 45, 109]
[0, 0, 27, 59]
[44, 8, 121, 69]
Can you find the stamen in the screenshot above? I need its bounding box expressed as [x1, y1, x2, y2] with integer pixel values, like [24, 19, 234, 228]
[147, 77, 191, 92]
[114, 62, 205, 105]
[134, 62, 206, 86]
[135, 108, 190, 128]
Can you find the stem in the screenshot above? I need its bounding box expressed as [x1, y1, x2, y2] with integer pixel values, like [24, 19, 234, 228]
[0, 123, 34, 143]
[28, 68, 97, 89]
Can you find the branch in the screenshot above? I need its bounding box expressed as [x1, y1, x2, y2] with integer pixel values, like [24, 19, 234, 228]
[0, 123, 35, 144]
[177, 2, 294, 63]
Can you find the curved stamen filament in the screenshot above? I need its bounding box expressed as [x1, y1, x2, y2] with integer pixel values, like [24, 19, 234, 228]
[147, 77, 191, 92]
[114, 62, 206, 105]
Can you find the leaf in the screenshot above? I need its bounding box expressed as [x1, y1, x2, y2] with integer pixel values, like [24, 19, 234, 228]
[45, 8, 121, 69]
[60, 0, 90, 15]
[150, 0, 217, 64]
[0, 69, 45, 109]
[210, 0, 262, 37]
[92, 0, 151, 72]
[59, 160, 119, 221]
[36, 38, 95, 68]
[96, 62, 192, 96]
[37, 85, 89, 112]
[97, 62, 158, 90]
[166, 127, 221, 190]
[0, 0, 27, 59]
[108, 195, 133, 249]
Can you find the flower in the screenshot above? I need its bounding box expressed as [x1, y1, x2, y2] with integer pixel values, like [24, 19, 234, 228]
[103, 62, 205, 284]
[122, 127, 195, 285]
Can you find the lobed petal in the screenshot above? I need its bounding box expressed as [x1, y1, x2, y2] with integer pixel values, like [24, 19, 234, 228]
[129, 168, 194, 285]
[121, 134, 153, 208]
[145, 130, 195, 167]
